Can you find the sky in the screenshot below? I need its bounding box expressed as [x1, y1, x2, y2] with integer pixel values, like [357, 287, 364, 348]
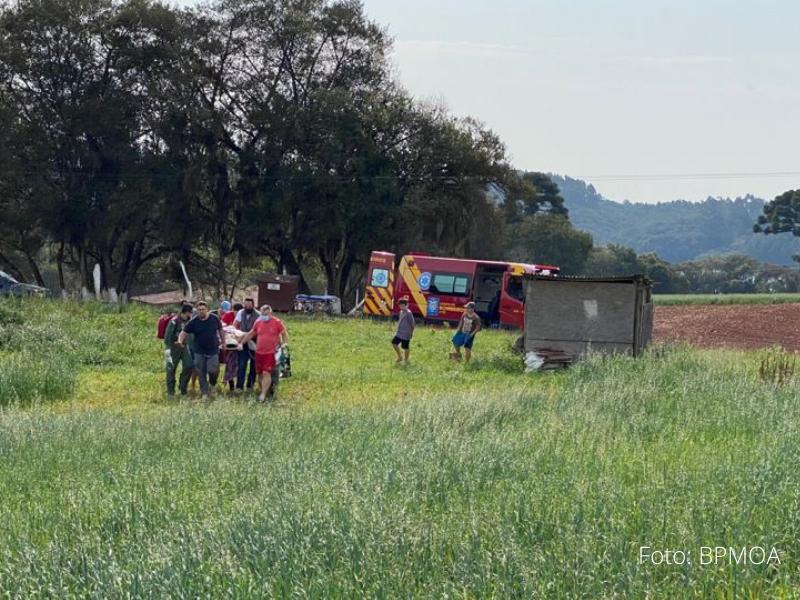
[176, 0, 800, 203]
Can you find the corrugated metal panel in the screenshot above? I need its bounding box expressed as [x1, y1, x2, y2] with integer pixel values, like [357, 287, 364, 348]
[523, 276, 654, 359]
[524, 274, 651, 285]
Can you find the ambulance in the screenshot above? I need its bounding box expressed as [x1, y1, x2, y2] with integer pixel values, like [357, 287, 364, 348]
[363, 251, 559, 329]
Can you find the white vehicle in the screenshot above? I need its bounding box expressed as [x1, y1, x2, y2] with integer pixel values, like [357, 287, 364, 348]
[0, 270, 48, 297]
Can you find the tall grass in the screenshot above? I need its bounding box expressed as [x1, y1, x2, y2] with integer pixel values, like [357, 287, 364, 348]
[0, 351, 75, 404]
[0, 298, 157, 406]
[0, 300, 798, 596]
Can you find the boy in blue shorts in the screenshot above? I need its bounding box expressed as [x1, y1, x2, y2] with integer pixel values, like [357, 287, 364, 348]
[451, 302, 482, 363]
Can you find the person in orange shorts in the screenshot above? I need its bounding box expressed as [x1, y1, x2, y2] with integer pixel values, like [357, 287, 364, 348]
[239, 304, 289, 402]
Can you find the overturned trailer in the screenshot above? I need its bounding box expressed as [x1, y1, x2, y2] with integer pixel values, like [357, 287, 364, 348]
[523, 275, 653, 365]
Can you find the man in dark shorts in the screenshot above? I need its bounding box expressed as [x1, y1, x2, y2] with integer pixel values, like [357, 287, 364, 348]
[177, 301, 224, 399]
[392, 297, 415, 364]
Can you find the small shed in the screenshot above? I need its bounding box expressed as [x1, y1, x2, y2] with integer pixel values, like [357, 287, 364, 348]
[523, 275, 653, 360]
[257, 274, 300, 312]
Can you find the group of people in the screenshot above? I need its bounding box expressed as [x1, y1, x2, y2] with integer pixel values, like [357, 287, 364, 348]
[163, 295, 482, 401]
[163, 298, 288, 402]
[391, 297, 483, 364]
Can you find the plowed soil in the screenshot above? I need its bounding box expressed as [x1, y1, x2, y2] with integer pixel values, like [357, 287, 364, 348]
[653, 303, 800, 351]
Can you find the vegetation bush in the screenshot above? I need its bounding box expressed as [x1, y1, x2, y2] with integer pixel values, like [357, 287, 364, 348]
[0, 352, 75, 405]
[0, 301, 23, 325]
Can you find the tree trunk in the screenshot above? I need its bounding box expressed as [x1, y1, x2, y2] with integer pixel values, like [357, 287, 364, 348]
[101, 253, 114, 297]
[319, 244, 358, 308]
[226, 261, 243, 300]
[79, 244, 91, 299]
[342, 263, 367, 311]
[336, 253, 356, 300]
[217, 237, 227, 299]
[320, 252, 335, 296]
[56, 241, 66, 293]
[279, 248, 312, 293]
[23, 251, 46, 287]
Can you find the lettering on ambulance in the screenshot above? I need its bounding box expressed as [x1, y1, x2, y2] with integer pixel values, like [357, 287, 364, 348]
[398, 256, 428, 316]
[439, 302, 467, 319]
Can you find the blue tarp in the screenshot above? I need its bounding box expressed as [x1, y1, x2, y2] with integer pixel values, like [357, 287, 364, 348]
[295, 294, 340, 302]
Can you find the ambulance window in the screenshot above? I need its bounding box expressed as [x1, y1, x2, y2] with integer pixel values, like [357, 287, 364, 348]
[507, 276, 524, 302]
[431, 274, 470, 296]
[370, 268, 389, 288]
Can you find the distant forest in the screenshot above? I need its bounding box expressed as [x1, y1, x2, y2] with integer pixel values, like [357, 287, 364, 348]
[551, 175, 800, 266]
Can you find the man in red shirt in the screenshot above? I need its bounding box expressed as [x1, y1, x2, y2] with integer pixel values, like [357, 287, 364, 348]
[239, 304, 289, 402]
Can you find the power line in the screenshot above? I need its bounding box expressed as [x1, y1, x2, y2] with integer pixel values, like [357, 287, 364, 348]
[6, 166, 800, 185]
[573, 171, 800, 182]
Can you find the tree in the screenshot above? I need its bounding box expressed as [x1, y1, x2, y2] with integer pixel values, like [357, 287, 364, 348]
[0, 104, 50, 284]
[500, 171, 568, 225]
[149, 0, 404, 300]
[754, 189, 800, 237]
[399, 111, 510, 255]
[0, 0, 181, 294]
[675, 254, 761, 293]
[636, 252, 689, 293]
[0, 0, 553, 301]
[583, 244, 641, 277]
[507, 214, 593, 275]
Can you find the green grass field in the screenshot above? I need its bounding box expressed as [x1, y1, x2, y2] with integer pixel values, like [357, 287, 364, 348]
[1, 299, 799, 597]
[654, 293, 800, 305]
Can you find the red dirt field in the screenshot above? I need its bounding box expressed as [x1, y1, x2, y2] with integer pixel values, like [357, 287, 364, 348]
[653, 303, 800, 351]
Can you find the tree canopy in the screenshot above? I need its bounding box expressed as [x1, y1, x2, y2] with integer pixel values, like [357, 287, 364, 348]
[0, 0, 583, 302]
[754, 189, 800, 238]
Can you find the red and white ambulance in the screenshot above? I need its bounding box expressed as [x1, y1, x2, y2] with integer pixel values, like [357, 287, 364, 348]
[363, 251, 559, 329]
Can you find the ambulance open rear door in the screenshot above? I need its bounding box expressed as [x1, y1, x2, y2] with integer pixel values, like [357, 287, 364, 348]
[364, 251, 396, 317]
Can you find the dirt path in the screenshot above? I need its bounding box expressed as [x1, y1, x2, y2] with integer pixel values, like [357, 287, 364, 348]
[653, 304, 800, 351]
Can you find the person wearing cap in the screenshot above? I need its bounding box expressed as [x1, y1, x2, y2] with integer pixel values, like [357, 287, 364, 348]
[391, 297, 415, 364]
[451, 302, 482, 363]
[219, 300, 234, 325]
